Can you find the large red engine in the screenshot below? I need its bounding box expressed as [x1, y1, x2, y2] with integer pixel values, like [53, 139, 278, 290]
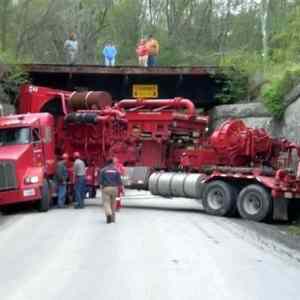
[111, 98, 209, 169]
[181, 118, 300, 172]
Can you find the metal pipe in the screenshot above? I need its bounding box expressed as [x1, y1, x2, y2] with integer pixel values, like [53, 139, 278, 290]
[101, 107, 126, 119]
[69, 91, 112, 110]
[116, 97, 196, 116]
[0, 104, 3, 116]
[59, 93, 68, 115]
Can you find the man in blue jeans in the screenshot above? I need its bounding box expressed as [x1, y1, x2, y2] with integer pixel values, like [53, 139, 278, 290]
[73, 152, 86, 209]
[55, 153, 69, 208]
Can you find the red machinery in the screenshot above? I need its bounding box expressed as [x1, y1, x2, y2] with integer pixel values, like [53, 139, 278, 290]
[180, 118, 299, 169]
[5, 84, 300, 222]
[18, 84, 128, 192]
[150, 118, 300, 222]
[0, 84, 129, 211]
[112, 97, 209, 169]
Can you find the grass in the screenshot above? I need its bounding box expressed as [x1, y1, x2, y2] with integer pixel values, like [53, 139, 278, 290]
[287, 224, 300, 236]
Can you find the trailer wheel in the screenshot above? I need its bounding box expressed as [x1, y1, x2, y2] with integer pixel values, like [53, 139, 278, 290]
[202, 180, 237, 217]
[237, 184, 272, 222]
[38, 180, 50, 212]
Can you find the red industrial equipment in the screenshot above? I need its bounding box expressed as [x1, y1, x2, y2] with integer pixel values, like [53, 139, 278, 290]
[150, 118, 300, 222]
[0, 84, 128, 211]
[3, 83, 300, 223]
[112, 97, 209, 169]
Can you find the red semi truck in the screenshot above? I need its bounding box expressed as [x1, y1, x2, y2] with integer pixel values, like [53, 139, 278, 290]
[0, 85, 128, 211]
[2, 83, 300, 222]
[0, 113, 55, 211]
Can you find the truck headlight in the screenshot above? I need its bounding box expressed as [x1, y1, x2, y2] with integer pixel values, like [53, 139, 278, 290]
[25, 176, 39, 184]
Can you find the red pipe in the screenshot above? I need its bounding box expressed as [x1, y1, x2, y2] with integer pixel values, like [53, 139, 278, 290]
[76, 108, 126, 119]
[116, 97, 196, 116]
[101, 107, 126, 119]
[48, 92, 69, 115]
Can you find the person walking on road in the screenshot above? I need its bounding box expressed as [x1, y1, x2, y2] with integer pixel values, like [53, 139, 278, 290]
[99, 158, 123, 224]
[146, 34, 159, 67]
[73, 152, 86, 209]
[55, 153, 69, 208]
[102, 42, 118, 66]
[64, 32, 78, 65]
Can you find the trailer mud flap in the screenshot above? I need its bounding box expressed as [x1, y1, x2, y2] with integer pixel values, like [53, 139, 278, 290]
[273, 198, 289, 221]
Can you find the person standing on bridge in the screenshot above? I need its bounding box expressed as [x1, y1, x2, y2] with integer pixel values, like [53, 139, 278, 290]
[136, 38, 149, 67]
[102, 42, 118, 67]
[73, 152, 86, 209]
[99, 158, 123, 224]
[64, 32, 78, 65]
[55, 153, 69, 208]
[146, 34, 159, 67]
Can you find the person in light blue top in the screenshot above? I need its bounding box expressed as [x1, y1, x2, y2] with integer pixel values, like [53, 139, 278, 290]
[102, 42, 117, 66]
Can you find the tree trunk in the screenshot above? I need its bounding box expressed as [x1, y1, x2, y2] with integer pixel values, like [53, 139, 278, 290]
[0, 0, 10, 52]
[260, 0, 270, 63]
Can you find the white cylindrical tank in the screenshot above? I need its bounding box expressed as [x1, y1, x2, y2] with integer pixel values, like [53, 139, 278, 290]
[183, 174, 207, 198]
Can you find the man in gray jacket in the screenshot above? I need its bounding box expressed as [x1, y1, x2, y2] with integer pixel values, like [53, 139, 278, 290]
[55, 153, 69, 208]
[73, 152, 86, 209]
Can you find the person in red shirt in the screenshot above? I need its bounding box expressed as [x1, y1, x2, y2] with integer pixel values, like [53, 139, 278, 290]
[136, 38, 149, 67]
[113, 157, 126, 210]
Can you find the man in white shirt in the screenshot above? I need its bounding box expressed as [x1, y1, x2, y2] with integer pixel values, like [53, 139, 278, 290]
[64, 32, 78, 65]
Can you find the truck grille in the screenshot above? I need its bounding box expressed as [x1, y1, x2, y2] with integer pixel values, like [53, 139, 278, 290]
[0, 161, 17, 191]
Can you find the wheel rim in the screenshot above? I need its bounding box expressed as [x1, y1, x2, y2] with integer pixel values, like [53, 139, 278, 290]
[207, 189, 224, 210]
[243, 192, 262, 215]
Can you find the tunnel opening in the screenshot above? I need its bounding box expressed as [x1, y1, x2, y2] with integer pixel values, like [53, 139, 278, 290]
[22, 65, 236, 110]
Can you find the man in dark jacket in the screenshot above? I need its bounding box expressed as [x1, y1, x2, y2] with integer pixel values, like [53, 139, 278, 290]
[99, 159, 123, 223]
[55, 153, 69, 208]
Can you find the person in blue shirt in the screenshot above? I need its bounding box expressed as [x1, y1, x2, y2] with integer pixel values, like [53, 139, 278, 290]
[102, 42, 117, 66]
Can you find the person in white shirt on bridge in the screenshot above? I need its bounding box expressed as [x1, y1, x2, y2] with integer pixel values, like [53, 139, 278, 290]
[64, 32, 78, 65]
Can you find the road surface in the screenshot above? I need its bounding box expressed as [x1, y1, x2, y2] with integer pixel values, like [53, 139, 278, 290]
[0, 190, 300, 300]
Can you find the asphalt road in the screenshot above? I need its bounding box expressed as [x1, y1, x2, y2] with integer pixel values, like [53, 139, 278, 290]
[0, 190, 300, 300]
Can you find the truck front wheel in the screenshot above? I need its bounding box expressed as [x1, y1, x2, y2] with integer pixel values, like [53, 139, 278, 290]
[237, 184, 272, 222]
[38, 180, 50, 212]
[202, 180, 237, 217]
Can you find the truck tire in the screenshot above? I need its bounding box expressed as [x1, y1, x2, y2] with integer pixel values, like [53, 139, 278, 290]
[38, 180, 50, 212]
[237, 184, 272, 222]
[202, 180, 237, 217]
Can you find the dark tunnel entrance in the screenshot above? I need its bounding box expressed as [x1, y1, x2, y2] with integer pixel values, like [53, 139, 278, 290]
[22, 64, 233, 110]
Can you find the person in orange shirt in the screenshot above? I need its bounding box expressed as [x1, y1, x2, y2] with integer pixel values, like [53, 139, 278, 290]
[146, 34, 159, 67]
[136, 38, 149, 67]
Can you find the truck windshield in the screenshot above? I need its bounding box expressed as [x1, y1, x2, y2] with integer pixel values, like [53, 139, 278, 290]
[0, 127, 31, 146]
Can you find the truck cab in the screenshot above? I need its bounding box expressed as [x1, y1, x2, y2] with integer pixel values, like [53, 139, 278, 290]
[0, 113, 55, 211]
